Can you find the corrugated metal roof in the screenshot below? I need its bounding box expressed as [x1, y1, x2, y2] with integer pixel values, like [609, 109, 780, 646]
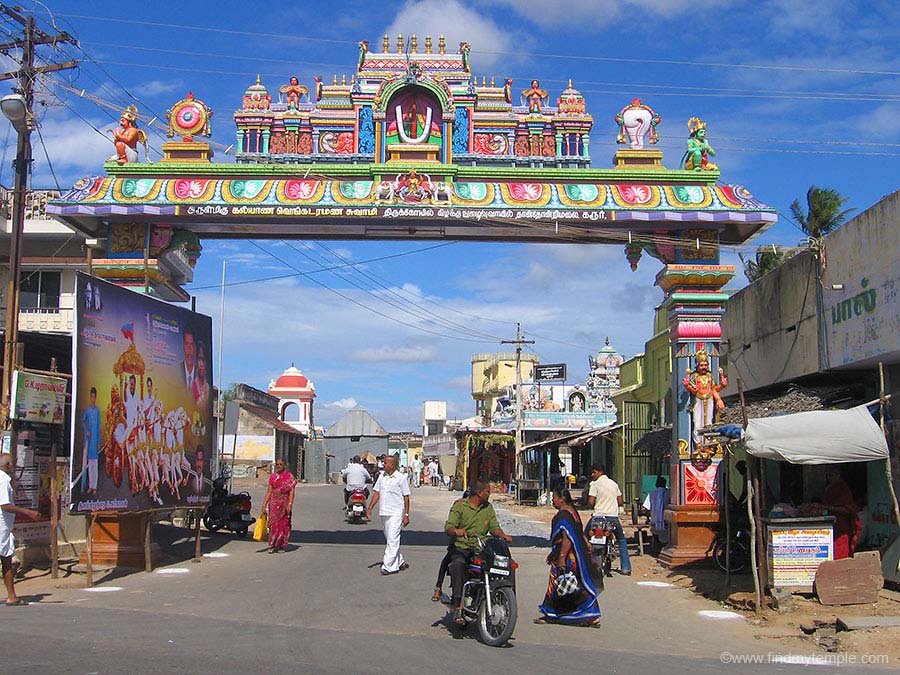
[325, 406, 389, 438]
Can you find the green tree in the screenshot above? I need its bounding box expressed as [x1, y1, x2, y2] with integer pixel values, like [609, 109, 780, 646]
[741, 245, 792, 282]
[789, 186, 854, 239]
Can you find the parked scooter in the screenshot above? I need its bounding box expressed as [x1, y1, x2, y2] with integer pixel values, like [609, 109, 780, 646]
[203, 475, 255, 537]
[345, 487, 369, 524]
[456, 537, 518, 647]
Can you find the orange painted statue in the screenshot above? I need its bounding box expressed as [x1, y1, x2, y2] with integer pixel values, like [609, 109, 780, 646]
[107, 105, 147, 164]
[280, 76, 308, 110]
[682, 350, 727, 446]
[521, 79, 548, 113]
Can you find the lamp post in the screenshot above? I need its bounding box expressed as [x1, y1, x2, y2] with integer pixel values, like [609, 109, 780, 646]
[1, 92, 32, 434]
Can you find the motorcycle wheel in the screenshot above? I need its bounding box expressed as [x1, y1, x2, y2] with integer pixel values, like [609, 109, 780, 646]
[713, 539, 748, 573]
[477, 586, 517, 647]
[602, 551, 613, 578]
[235, 527, 248, 538]
[202, 514, 221, 532]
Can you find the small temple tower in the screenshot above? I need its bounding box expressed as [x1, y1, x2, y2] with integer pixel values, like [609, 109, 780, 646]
[267, 364, 316, 436]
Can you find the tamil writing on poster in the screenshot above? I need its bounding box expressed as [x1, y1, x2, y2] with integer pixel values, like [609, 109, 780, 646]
[767, 526, 834, 590]
[9, 370, 67, 423]
[70, 273, 213, 512]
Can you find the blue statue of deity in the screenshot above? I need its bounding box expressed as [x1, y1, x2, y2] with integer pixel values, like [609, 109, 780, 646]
[453, 107, 469, 154]
[358, 106, 375, 154]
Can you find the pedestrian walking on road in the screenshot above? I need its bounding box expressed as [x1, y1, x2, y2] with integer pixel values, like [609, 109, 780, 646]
[536, 486, 602, 627]
[1, 453, 40, 606]
[367, 455, 410, 575]
[410, 455, 423, 488]
[261, 459, 297, 553]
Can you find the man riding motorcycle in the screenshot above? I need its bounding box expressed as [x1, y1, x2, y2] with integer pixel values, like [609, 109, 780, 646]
[443, 479, 512, 626]
[341, 456, 371, 506]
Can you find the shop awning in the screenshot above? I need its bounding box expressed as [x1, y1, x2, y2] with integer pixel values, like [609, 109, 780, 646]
[520, 423, 625, 452]
[744, 404, 889, 464]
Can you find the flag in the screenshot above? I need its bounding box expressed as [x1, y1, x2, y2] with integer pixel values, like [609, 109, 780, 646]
[121, 322, 134, 342]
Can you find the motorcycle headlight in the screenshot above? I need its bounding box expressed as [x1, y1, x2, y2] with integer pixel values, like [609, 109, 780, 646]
[493, 555, 510, 568]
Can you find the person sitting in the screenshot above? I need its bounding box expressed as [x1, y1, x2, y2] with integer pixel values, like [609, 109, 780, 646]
[432, 489, 470, 603]
[340, 456, 371, 506]
[443, 480, 512, 625]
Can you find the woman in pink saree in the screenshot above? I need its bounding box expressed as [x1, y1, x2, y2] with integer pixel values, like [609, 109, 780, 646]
[261, 460, 297, 553]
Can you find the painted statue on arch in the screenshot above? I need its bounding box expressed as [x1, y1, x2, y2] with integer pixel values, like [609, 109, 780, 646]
[682, 117, 717, 171]
[107, 105, 147, 164]
[682, 349, 726, 446]
[521, 80, 548, 113]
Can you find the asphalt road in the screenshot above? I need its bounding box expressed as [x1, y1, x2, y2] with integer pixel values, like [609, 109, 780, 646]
[4, 484, 881, 674]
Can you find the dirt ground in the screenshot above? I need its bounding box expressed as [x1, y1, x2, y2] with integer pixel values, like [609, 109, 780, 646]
[499, 496, 900, 666]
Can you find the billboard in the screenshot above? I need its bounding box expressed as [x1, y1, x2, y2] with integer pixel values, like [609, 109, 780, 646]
[70, 273, 213, 512]
[9, 370, 67, 423]
[534, 363, 567, 382]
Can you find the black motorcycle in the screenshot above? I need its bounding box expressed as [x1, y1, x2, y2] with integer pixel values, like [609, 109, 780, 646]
[203, 476, 255, 537]
[458, 537, 518, 647]
[712, 516, 751, 573]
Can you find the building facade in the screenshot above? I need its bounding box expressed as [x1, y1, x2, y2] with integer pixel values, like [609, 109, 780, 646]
[267, 364, 316, 436]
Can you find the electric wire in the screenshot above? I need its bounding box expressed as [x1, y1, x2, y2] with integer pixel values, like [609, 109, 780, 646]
[309, 240, 510, 341]
[278, 239, 505, 342]
[248, 241, 490, 343]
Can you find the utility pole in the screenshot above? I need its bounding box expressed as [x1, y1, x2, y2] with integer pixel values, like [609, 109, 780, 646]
[502, 323, 534, 482]
[0, 6, 77, 435]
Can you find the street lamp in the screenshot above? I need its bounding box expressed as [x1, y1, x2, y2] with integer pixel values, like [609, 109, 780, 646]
[1, 91, 33, 434]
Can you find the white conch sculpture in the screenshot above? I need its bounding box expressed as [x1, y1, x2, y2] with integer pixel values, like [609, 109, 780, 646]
[615, 98, 661, 150]
[395, 104, 433, 144]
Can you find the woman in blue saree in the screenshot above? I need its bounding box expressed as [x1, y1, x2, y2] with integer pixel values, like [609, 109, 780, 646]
[536, 486, 603, 626]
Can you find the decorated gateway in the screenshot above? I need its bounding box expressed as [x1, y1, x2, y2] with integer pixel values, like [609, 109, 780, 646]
[47, 36, 777, 567]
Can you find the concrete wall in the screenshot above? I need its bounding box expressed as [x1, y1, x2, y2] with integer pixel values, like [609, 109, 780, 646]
[721, 252, 820, 395]
[820, 189, 900, 369]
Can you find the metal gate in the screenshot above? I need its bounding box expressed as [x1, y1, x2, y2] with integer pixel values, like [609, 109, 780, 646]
[621, 401, 655, 503]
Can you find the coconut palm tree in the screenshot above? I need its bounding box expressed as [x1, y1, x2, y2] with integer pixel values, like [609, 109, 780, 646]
[741, 245, 792, 282]
[789, 186, 854, 240]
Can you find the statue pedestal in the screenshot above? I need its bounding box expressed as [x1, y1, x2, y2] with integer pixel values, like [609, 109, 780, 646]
[162, 141, 213, 163]
[386, 144, 440, 163]
[658, 505, 719, 568]
[613, 149, 664, 169]
[78, 513, 163, 569]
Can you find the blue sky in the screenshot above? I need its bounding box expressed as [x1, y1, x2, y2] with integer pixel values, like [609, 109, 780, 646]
[6, 0, 900, 430]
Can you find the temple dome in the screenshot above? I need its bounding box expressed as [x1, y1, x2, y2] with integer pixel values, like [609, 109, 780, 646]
[557, 79, 585, 115]
[242, 75, 271, 111]
[269, 363, 316, 396]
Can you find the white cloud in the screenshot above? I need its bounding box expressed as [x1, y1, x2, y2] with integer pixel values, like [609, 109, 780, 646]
[138, 79, 184, 97]
[29, 114, 114, 186]
[445, 375, 471, 390]
[325, 397, 358, 410]
[351, 345, 439, 362]
[383, 0, 518, 70]
[487, 0, 734, 28]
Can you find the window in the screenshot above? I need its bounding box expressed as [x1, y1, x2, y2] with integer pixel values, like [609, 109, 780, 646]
[19, 271, 61, 310]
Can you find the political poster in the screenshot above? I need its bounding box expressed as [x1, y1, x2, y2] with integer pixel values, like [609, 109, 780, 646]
[9, 370, 67, 423]
[70, 273, 213, 512]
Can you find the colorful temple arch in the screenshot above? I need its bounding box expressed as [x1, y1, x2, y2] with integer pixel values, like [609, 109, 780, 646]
[47, 35, 777, 566]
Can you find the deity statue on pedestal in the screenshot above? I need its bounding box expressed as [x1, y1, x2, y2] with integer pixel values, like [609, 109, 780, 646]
[682, 349, 727, 446]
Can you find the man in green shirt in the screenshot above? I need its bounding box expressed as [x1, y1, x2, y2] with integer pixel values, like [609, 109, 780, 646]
[444, 479, 512, 624]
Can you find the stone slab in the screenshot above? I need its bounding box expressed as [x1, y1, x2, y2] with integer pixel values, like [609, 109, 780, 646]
[815, 550, 883, 606]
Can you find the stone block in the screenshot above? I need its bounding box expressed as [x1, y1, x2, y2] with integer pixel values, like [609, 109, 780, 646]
[814, 550, 883, 606]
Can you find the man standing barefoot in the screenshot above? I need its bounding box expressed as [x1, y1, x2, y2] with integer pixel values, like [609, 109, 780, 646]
[0, 454, 40, 606]
[367, 455, 410, 575]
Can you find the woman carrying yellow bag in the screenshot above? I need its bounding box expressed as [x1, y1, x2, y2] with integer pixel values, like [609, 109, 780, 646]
[252, 511, 267, 541]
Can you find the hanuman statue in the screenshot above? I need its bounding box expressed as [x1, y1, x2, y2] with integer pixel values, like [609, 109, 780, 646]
[682, 349, 727, 447]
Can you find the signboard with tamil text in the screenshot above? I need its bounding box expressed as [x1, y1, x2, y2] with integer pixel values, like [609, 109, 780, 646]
[9, 371, 67, 423]
[534, 363, 567, 382]
[767, 523, 834, 591]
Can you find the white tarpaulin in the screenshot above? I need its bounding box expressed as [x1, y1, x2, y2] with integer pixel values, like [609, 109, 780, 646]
[744, 405, 889, 464]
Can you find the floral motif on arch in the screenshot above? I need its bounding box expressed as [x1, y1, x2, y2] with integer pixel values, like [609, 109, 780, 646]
[275, 179, 326, 204]
[165, 179, 216, 202]
[333, 181, 375, 204]
[451, 182, 495, 206]
[499, 183, 551, 207]
[610, 185, 661, 208]
[714, 185, 744, 209]
[112, 178, 162, 202]
[222, 179, 273, 203]
[557, 184, 608, 208]
[683, 462, 718, 505]
[663, 185, 713, 209]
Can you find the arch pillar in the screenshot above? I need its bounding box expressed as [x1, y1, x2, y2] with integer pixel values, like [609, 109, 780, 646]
[656, 262, 734, 567]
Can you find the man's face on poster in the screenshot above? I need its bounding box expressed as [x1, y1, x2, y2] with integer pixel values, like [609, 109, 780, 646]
[183, 332, 195, 370]
[129, 376, 136, 397]
[90, 390, 97, 406]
